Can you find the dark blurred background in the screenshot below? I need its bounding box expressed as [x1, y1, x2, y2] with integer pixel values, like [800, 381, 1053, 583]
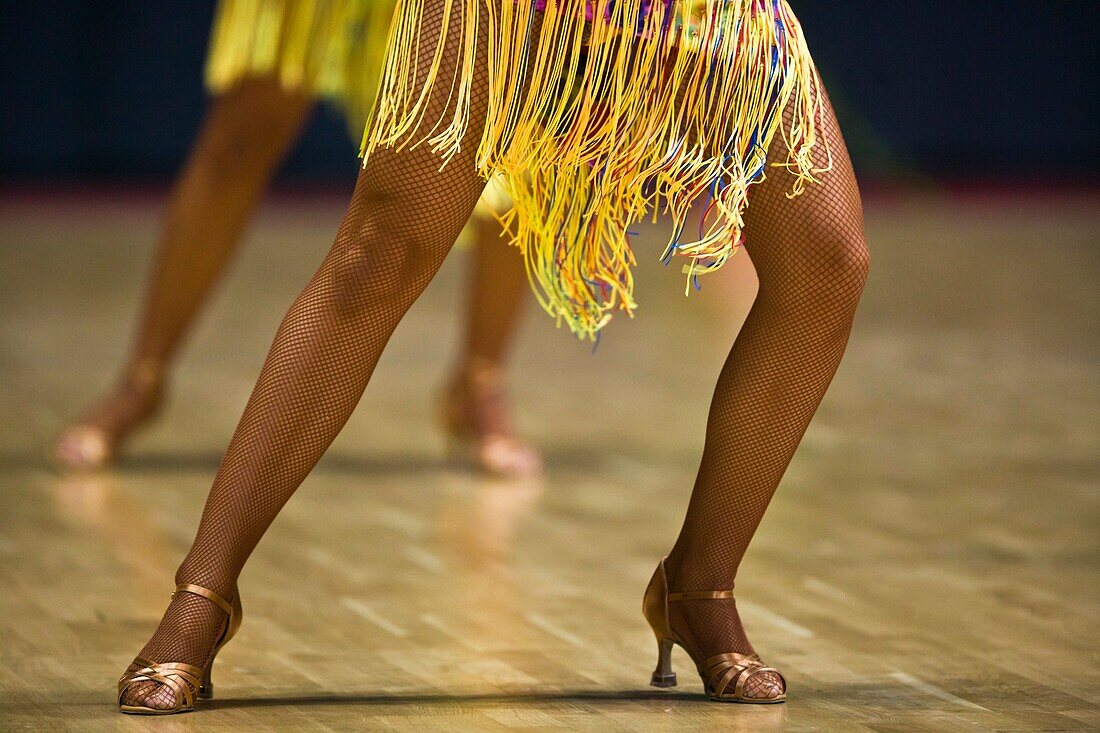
[2, 1, 1097, 184]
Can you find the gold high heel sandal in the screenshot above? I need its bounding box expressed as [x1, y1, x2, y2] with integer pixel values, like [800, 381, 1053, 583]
[118, 583, 243, 715]
[643, 558, 786, 703]
[439, 365, 542, 478]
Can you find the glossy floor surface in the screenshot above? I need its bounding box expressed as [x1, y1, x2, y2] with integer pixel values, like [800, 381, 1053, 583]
[1, 189, 1097, 731]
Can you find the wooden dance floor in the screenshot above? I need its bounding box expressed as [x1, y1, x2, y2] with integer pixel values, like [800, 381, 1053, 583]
[1, 188, 1097, 731]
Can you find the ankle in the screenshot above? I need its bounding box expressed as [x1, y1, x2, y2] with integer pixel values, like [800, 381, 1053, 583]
[446, 357, 516, 438]
[662, 554, 737, 595]
[662, 554, 685, 592]
[122, 358, 166, 397]
[174, 563, 234, 602]
[452, 355, 505, 395]
[668, 596, 756, 658]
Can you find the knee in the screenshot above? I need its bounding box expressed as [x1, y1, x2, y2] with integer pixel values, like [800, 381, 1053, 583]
[199, 86, 305, 176]
[328, 223, 410, 307]
[324, 197, 449, 311]
[816, 225, 870, 304]
[194, 131, 283, 191]
[762, 223, 870, 317]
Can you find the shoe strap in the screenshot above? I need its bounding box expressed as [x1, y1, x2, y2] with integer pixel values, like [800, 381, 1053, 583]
[119, 660, 204, 709]
[700, 652, 784, 698]
[667, 589, 734, 602]
[173, 583, 233, 617]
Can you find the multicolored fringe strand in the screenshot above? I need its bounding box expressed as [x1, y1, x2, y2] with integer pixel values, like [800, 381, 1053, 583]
[363, 0, 830, 339]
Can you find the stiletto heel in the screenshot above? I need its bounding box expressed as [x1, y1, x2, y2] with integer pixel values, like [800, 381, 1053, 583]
[651, 636, 678, 688]
[198, 663, 214, 700]
[118, 583, 242, 715]
[643, 558, 786, 703]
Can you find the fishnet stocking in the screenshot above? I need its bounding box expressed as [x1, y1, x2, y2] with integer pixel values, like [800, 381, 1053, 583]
[664, 89, 869, 695]
[120, 1, 507, 709]
[119, 3, 864, 707]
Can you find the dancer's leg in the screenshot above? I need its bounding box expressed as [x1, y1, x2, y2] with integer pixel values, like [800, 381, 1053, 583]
[444, 212, 541, 476]
[664, 88, 869, 672]
[55, 78, 311, 468]
[461, 215, 529, 368]
[120, 3, 496, 710]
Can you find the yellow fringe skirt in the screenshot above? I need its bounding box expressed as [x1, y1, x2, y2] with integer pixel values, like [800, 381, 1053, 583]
[205, 0, 509, 231]
[205, 0, 395, 136]
[363, 0, 828, 339]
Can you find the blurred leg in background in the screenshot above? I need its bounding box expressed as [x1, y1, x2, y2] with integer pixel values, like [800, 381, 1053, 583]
[54, 77, 310, 469]
[54, 91, 538, 477]
[442, 205, 542, 476]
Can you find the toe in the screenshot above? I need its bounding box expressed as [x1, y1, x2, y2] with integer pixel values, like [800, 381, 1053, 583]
[120, 679, 177, 710]
[54, 427, 110, 469]
[480, 437, 543, 477]
[742, 670, 785, 700]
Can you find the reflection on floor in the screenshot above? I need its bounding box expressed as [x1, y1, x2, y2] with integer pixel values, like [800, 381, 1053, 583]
[0, 189, 1097, 731]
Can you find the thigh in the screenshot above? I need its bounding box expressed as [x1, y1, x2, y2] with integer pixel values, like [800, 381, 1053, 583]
[357, 0, 494, 210]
